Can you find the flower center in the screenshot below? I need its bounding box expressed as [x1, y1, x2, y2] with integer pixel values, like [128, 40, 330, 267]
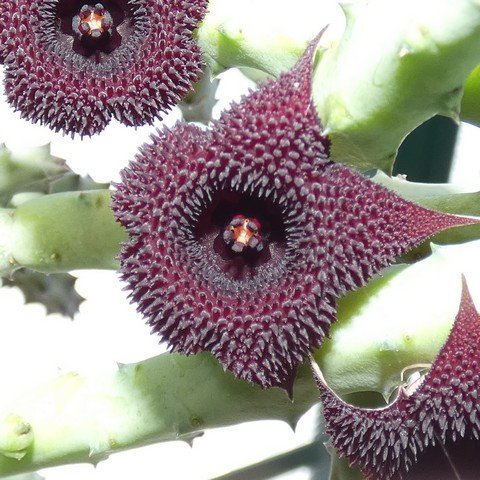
[56, 0, 130, 59]
[223, 215, 264, 254]
[191, 190, 289, 290]
[73, 4, 113, 39]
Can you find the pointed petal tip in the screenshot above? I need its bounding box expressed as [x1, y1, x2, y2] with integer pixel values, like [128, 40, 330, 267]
[277, 369, 297, 401]
[309, 355, 336, 401]
[445, 212, 480, 229]
[263, 26, 330, 113]
[285, 419, 298, 432]
[291, 25, 330, 78]
[410, 206, 480, 246]
[460, 273, 478, 312]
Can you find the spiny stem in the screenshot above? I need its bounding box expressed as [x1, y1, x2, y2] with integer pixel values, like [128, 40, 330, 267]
[0, 354, 319, 476]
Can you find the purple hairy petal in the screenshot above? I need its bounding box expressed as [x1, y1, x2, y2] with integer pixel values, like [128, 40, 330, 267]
[314, 277, 480, 480]
[0, 0, 207, 136]
[113, 35, 480, 392]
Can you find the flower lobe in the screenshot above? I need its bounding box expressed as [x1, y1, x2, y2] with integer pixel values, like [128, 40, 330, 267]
[315, 277, 480, 480]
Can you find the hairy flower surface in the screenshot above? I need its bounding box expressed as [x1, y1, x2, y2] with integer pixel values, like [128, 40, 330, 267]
[315, 278, 480, 480]
[113, 38, 478, 391]
[0, 0, 206, 136]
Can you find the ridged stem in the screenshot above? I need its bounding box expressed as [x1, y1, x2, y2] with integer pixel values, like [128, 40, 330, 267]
[1, 178, 479, 277]
[313, 0, 480, 172]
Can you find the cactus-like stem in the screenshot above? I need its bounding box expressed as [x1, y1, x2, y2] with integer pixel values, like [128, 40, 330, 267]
[313, 0, 480, 172]
[1, 179, 478, 276]
[0, 240, 478, 476]
[197, 0, 343, 76]
[0, 353, 318, 476]
[0, 190, 126, 277]
[0, 145, 67, 207]
[178, 67, 220, 124]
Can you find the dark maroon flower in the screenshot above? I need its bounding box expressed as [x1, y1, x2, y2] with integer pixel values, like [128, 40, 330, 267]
[313, 277, 480, 480]
[0, 0, 207, 136]
[113, 38, 478, 391]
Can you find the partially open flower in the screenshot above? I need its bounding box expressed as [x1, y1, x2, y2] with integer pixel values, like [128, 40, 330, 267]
[0, 0, 207, 136]
[314, 277, 480, 480]
[113, 37, 478, 391]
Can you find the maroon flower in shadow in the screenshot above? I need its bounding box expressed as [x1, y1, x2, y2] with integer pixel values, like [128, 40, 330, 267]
[0, 0, 206, 136]
[113, 37, 478, 392]
[313, 277, 480, 480]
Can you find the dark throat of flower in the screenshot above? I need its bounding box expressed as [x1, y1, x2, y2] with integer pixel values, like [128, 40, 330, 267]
[58, 0, 129, 59]
[192, 190, 289, 287]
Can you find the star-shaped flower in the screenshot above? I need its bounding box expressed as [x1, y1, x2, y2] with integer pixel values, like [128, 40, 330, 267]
[313, 277, 480, 480]
[0, 0, 207, 136]
[113, 36, 479, 392]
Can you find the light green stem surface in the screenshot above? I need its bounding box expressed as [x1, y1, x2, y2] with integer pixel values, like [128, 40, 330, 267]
[313, 0, 480, 172]
[197, 0, 342, 76]
[0, 191, 126, 276]
[461, 63, 480, 126]
[1, 180, 478, 277]
[0, 145, 66, 207]
[0, 241, 478, 476]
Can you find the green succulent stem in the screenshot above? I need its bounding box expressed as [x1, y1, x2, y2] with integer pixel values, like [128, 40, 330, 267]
[0, 190, 126, 277]
[0, 145, 66, 207]
[0, 353, 317, 476]
[329, 453, 363, 480]
[313, 0, 480, 172]
[461, 63, 480, 126]
[197, 0, 335, 76]
[0, 240, 478, 477]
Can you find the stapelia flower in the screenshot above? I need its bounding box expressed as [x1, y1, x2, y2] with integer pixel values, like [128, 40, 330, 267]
[313, 277, 480, 480]
[0, 0, 207, 136]
[113, 37, 478, 392]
